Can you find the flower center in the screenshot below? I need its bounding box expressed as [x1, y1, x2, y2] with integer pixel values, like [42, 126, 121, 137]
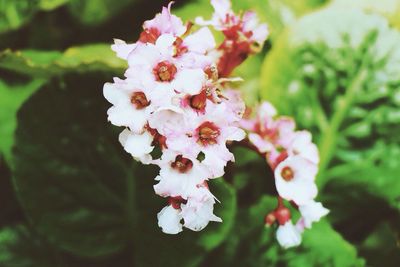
[173, 37, 188, 57]
[153, 61, 177, 82]
[204, 65, 218, 81]
[197, 121, 220, 146]
[190, 91, 207, 112]
[130, 92, 150, 109]
[168, 196, 186, 209]
[139, 28, 160, 44]
[146, 125, 167, 149]
[171, 155, 193, 173]
[281, 166, 294, 182]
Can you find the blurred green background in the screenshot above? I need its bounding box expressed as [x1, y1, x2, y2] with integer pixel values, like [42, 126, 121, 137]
[0, 0, 399, 266]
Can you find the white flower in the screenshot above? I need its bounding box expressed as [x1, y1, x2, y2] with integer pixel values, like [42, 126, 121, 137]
[153, 151, 211, 199]
[103, 77, 152, 133]
[299, 201, 329, 228]
[157, 205, 183, 234]
[288, 131, 320, 164]
[118, 129, 153, 164]
[181, 188, 222, 231]
[276, 221, 302, 249]
[274, 156, 318, 205]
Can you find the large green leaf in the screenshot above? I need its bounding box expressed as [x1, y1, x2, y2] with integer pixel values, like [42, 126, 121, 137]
[0, 77, 45, 163]
[12, 73, 131, 258]
[0, 44, 126, 78]
[260, 7, 400, 206]
[12, 72, 236, 261]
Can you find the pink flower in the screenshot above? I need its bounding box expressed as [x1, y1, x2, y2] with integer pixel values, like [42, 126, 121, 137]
[105, 1, 270, 236]
[274, 156, 318, 205]
[242, 11, 269, 45]
[160, 102, 245, 177]
[103, 77, 152, 133]
[125, 34, 207, 107]
[196, 0, 269, 76]
[153, 151, 211, 199]
[143, 3, 186, 38]
[180, 187, 222, 231]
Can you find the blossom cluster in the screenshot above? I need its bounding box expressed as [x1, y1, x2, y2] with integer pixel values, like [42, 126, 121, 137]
[103, 0, 327, 249]
[242, 102, 329, 248]
[103, 0, 268, 234]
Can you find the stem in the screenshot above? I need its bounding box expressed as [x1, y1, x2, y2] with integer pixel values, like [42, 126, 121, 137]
[317, 69, 368, 187]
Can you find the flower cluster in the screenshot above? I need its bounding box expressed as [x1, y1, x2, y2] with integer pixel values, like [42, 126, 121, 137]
[242, 102, 329, 248]
[103, 0, 326, 249]
[196, 0, 269, 77]
[103, 1, 268, 234]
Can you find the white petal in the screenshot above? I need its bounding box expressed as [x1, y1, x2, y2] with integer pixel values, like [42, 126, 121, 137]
[211, 0, 231, 20]
[103, 82, 127, 105]
[299, 201, 329, 228]
[290, 131, 320, 164]
[107, 104, 147, 132]
[181, 195, 221, 232]
[274, 156, 318, 205]
[157, 205, 183, 234]
[128, 44, 160, 67]
[111, 39, 137, 60]
[173, 69, 206, 95]
[119, 129, 154, 161]
[248, 133, 274, 153]
[276, 221, 302, 249]
[223, 127, 246, 142]
[202, 146, 233, 178]
[155, 34, 176, 55]
[184, 27, 216, 54]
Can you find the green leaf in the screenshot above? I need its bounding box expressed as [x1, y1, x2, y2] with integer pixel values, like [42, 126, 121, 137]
[68, 0, 135, 26]
[0, 78, 46, 163]
[0, 224, 67, 267]
[12, 73, 131, 258]
[0, 44, 126, 77]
